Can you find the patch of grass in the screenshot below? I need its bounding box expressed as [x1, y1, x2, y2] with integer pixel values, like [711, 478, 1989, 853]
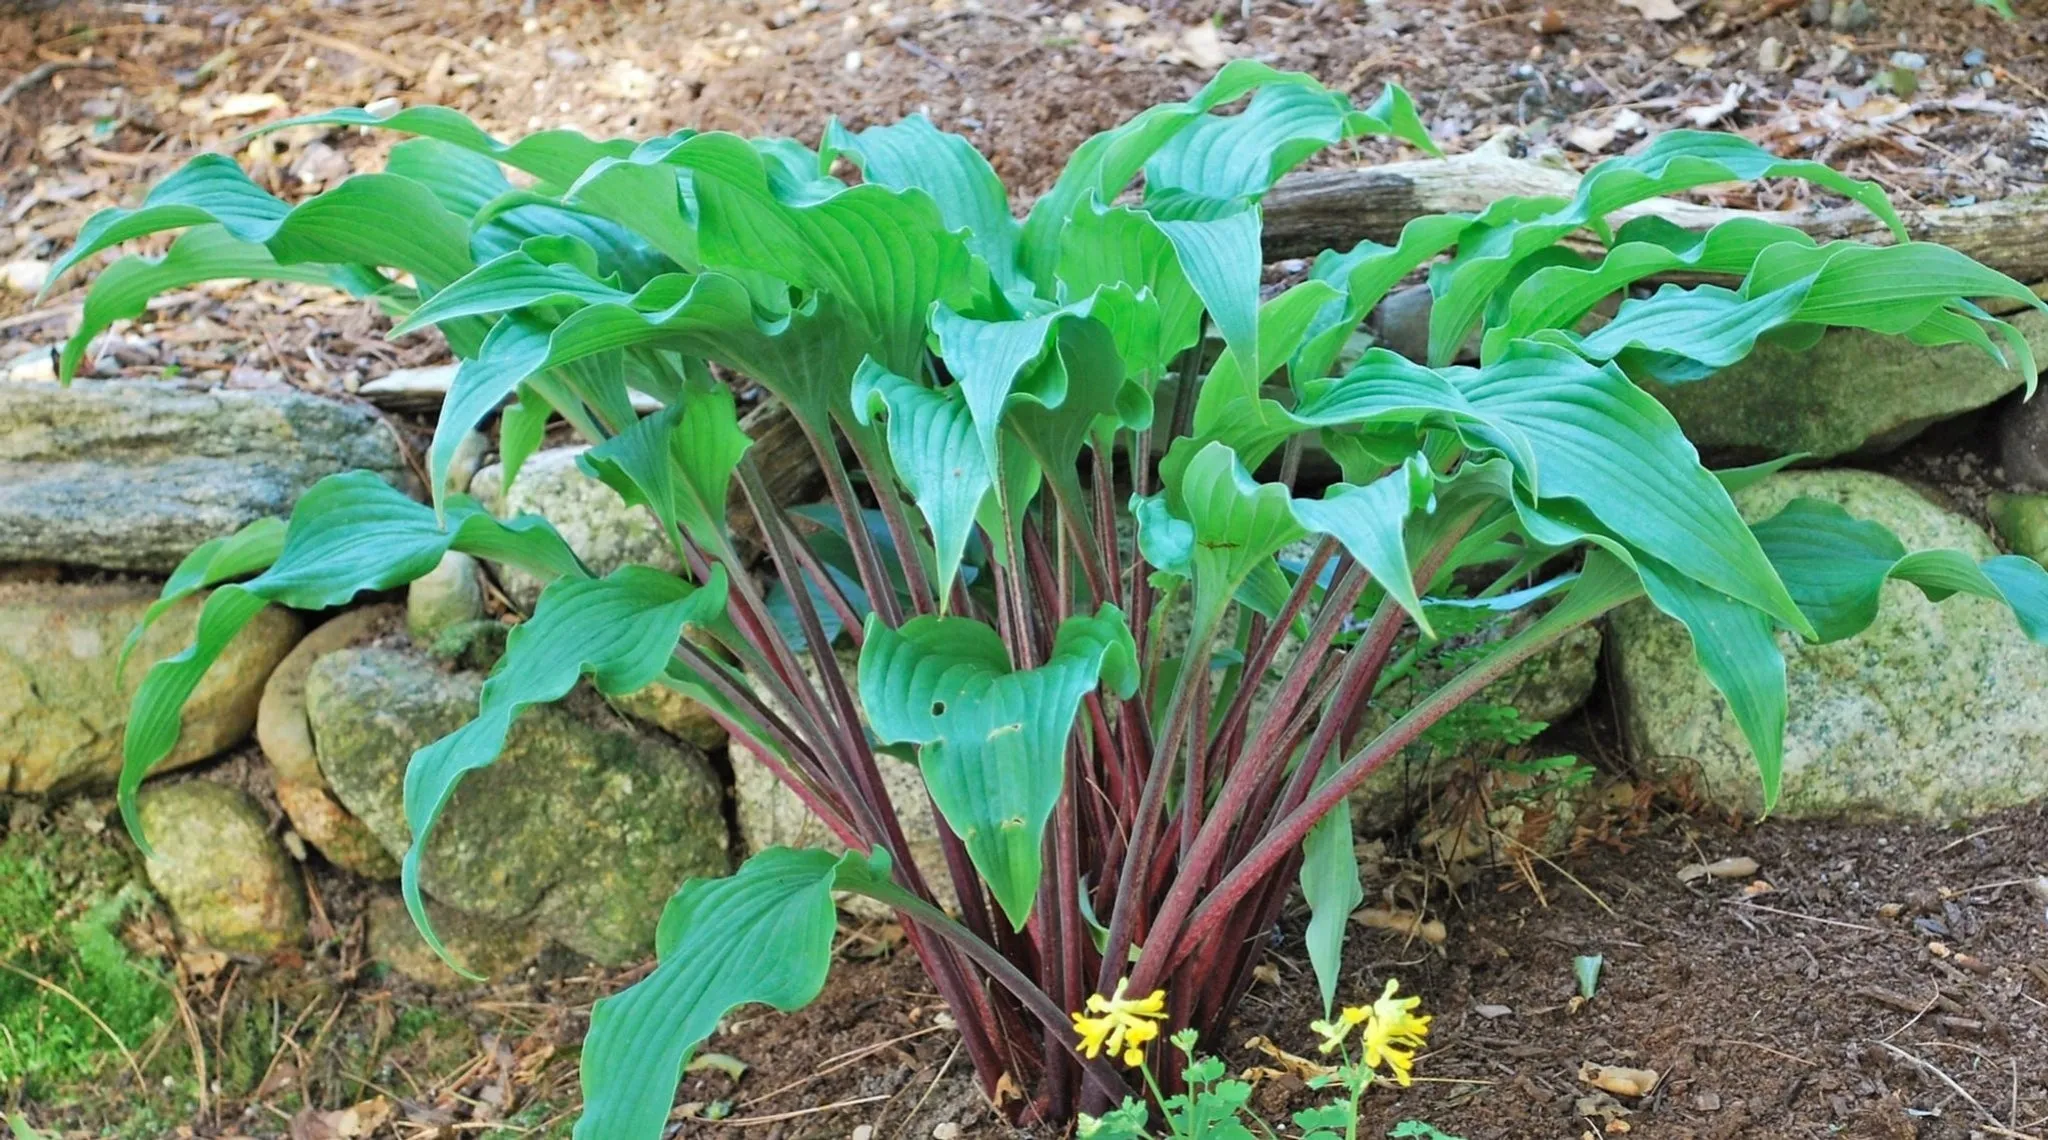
[0, 817, 172, 1100]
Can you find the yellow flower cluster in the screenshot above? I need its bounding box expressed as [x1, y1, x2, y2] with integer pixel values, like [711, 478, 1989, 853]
[1071, 979, 1168, 1068]
[1309, 979, 1432, 1085]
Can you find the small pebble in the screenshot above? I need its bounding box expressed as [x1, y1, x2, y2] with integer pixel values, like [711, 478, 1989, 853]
[1890, 50, 1926, 71]
[843, 49, 863, 71]
[932, 1125, 960, 1140]
[1963, 47, 1987, 67]
[1757, 37, 1786, 72]
[1, 259, 50, 295]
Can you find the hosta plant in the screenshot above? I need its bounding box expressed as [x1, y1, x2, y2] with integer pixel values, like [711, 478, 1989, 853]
[54, 63, 2048, 1136]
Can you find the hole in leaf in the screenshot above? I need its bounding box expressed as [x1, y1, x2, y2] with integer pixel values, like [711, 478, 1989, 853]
[931, 700, 947, 716]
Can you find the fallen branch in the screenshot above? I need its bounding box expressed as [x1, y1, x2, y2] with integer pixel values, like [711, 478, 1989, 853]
[0, 57, 115, 107]
[1262, 133, 2048, 283]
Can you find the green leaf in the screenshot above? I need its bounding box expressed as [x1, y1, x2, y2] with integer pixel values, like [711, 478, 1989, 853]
[420, 275, 761, 506]
[402, 565, 728, 968]
[577, 846, 880, 1140]
[1190, 278, 1345, 467]
[1752, 498, 2048, 644]
[1634, 557, 1788, 811]
[1573, 954, 1603, 999]
[857, 606, 1138, 927]
[120, 473, 584, 851]
[1022, 61, 1430, 290]
[824, 114, 1025, 298]
[1426, 131, 1905, 366]
[1298, 776, 1360, 1015]
[392, 238, 633, 335]
[60, 226, 385, 381]
[579, 385, 753, 554]
[679, 131, 982, 374]
[1288, 456, 1436, 631]
[1146, 83, 1432, 211]
[1054, 200, 1204, 380]
[116, 516, 285, 679]
[1153, 206, 1264, 383]
[1481, 216, 1818, 359]
[1457, 342, 1812, 637]
[1567, 279, 1817, 382]
[265, 105, 636, 187]
[851, 357, 992, 603]
[48, 154, 290, 286]
[1168, 442, 1310, 626]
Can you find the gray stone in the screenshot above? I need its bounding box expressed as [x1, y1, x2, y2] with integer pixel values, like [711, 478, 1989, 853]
[1999, 390, 2048, 490]
[1, 580, 302, 794]
[470, 446, 678, 609]
[1989, 492, 2048, 566]
[255, 605, 403, 878]
[406, 552, 485, 645]
[1645, 312, 2048, 464]
[365, 894, 548, 987]
[0, 380, 412, 571]
[1611, 469, 2048, 819]
[137, 782, 306, 953]
[303, 647, 729, 963]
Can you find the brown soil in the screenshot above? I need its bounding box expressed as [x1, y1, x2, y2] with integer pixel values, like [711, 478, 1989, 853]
[672, 802, 2048, 1140]
[6, 0, 2048, 385]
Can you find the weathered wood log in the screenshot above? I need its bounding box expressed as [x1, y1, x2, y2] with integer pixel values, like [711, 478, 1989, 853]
[1261, 134, 2048, 284]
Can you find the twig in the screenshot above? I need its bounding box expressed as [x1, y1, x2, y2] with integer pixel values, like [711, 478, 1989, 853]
[886, 1036, 961, 1140]
[167, 961, 210, 1119]
[0, 957, 148, 1090]
[1934, 824, 2011, 855]
[1872, 1040, 2038, 1138]
[741, 1024, 950, 1107]
[1716, 1038, 1818, 1068]
[1496, 831, 1612, 915]
[1878, 990, 1941, 1044]
[252, 998, 326, 1100]
[699, 1094, 891, 1126]
[0, 58, 115, 106]
[1724, 900, 1885, 934]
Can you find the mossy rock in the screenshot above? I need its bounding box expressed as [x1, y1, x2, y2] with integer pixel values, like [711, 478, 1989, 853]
[303, 647, 729, 964]
[365, 894, 547, 988]
[136, 782, 306, 954]
[1, 580, 301, 794]
[1643, 311, 2048, 463]
[1611, 469, 2048, 819]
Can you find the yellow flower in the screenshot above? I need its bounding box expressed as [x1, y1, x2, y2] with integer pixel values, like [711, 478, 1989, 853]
[1358, 979, 1431, 1086]
[1309, 1004, 1368, 1054]
[1071, 979, 1168, 1068]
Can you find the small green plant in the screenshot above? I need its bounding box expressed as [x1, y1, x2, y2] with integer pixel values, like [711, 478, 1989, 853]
[0, 829, 169, 1096]
[50, 61, 2048, 1137]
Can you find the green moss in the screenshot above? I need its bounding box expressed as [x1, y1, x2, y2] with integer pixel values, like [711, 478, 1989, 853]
[0, 820, 172, 1099]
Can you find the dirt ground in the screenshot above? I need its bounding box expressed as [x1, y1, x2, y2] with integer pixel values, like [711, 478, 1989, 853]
[5, 0, 2048, 386]
[670, 800, 2048, 1140]
[4, 0, 2048, 1136]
